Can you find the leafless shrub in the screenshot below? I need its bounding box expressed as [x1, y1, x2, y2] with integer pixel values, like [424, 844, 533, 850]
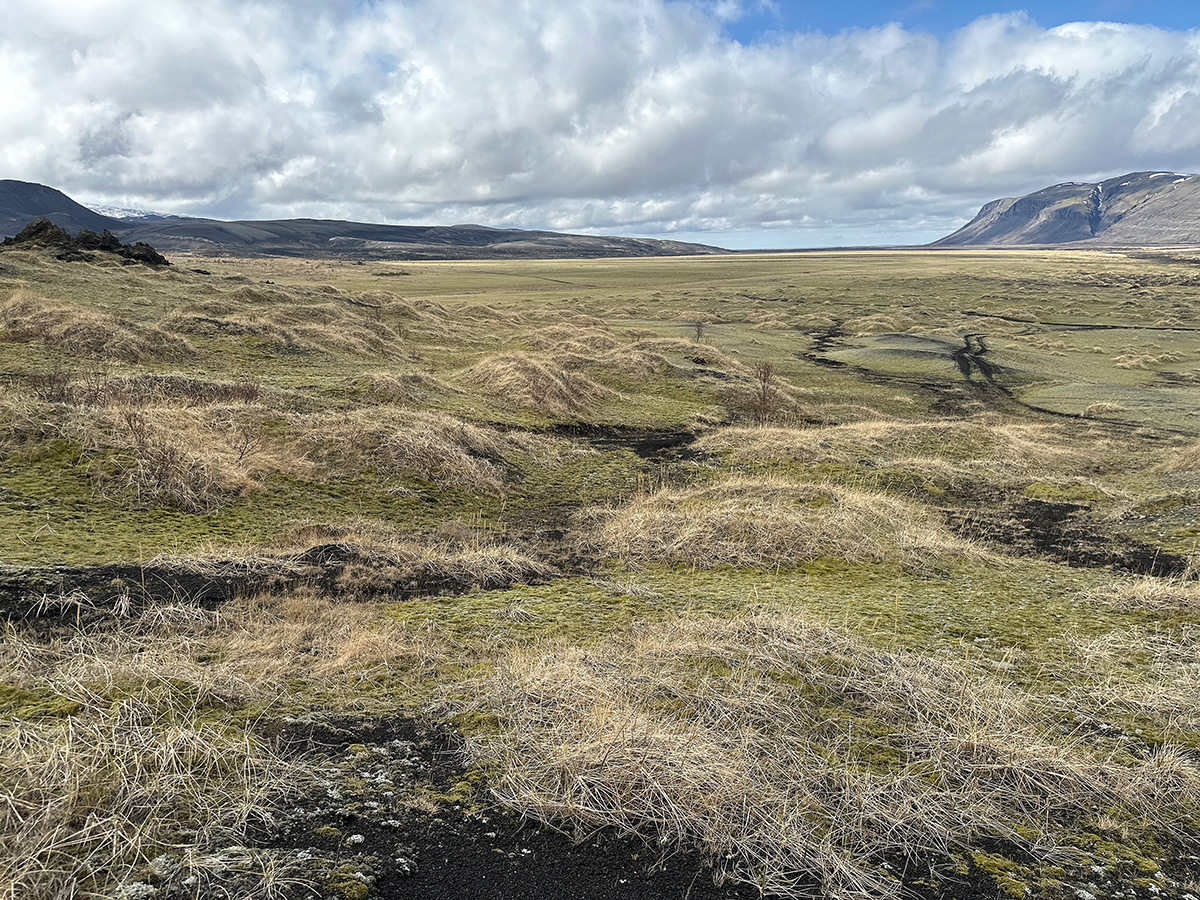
[746, 362, 778, 426]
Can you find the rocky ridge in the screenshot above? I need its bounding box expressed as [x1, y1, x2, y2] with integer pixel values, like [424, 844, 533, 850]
[935, 171, 1200, 246]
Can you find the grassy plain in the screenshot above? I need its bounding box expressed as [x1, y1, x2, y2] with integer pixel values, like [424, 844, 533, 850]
[2, 245, 1200, 899]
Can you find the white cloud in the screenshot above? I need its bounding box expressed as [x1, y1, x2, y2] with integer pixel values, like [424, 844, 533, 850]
[1, 0, 1199, 245]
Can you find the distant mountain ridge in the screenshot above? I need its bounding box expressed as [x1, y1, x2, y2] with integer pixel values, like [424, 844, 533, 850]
[0, 180, 121, 236]
[934, 171, 1200, 246]
[0, 179, 726, 259]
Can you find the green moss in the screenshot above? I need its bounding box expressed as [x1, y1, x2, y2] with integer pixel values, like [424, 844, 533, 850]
[325, 864, 371, 900]
[511, 449, 643, 512]
[1023, 481, 1106, 502]
[0, 683, 82, 719]
[968, 851, 1033, 899]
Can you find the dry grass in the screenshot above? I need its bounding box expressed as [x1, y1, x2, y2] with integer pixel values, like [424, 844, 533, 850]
[1086, 575, 1200, 613]
[76, 405, 307, 512]
[696, 419, 1076, 471]
[1159, 438, 1200, 472]
[1061, 625, 1200, 739]
[358, 370, 455, 405]
[0, 583, 443, 900]
[632, 337, 748, 375]
[271, 518, 559, 592]
[142, 517, 558, 600]
[578, 476, 982, 569]
[459, 352, 622, 417]
[295, 407, 570, 493]
[1083, 401, 1128, 418]
[0, 288, 193, 363]
[164, 291, 411, 358]
[465, 612, 1200, 900]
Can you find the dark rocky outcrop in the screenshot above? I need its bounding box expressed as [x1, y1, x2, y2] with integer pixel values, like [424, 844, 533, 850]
[935, 171, 1200, 246]
[1, 217, 170, 265]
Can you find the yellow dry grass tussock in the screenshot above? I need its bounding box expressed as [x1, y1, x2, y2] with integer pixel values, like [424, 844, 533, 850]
[358, 370, 455, 405]
[75, 404, 308, 511]
[632, 337, 748, 375]
[697, 418, 1077, 471]
[466, 611, 1200, 900]
[459, 352, 622, 417]
[296, 407, 553, 493]
[0, 588, 440, 900]
[579, 476, 980, 568]
[268, 518, 559, 590]
[165, 296, 408, 358]
[1086, 575, 1200, 614]
[0, 287, 194, 362]
[1062, 625, 1200, 737]
[1159, 438, 1200, 472]
[522, 326, 670, 379]
[0, 388, 52, 446]
[525, 324, 622, 354]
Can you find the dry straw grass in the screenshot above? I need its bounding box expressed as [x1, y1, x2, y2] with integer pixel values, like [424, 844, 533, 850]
[271, 518, 559, 591]
[460, 352, 622, 417]
[466, 612, 1200, 900]
[358, 370, 455, 405]
[1159, 438, 1200, 472]
[696, 419, 1075, 471]
[578, 476, 981, 568]
[522, 326, 670, 379]
[1086, 575, 1200, 614]
[296, 407, 575, 493]
[0, 373, 297, 511]
[1061, 624, 1200, 738]
[77, 405, 306, 512]
[0, 585, 442, 900]
[165, 287, 415, 358]
[0, 288, 194, 363]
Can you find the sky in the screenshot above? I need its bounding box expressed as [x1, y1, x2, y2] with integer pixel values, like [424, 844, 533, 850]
[3, 0, 1200, 248]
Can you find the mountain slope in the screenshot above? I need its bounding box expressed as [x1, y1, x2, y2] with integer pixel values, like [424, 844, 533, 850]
[112, 216, 725, 259]
[0, 180, 125, 237]
[934, 171, 1200, 246]
[0, 180, 726, 258]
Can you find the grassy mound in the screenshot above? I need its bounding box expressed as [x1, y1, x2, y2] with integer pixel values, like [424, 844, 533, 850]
[460, 352, 622, 418]
[1, 288, 193, 363]
[579, 476, 980, 568]
[469, 612, 1200, 899]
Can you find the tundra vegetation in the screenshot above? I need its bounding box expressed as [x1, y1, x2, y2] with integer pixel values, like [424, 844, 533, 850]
[2, 244, 1200, 899]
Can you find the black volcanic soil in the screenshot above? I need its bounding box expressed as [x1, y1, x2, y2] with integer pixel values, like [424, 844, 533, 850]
[211, 714, 997, 900]
[181, 714, 765, 900]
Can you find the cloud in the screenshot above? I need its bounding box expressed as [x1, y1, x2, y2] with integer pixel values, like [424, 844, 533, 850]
[2, 0, 1199, 245]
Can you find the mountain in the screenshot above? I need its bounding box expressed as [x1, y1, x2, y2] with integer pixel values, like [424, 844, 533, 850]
[0, 179, 726, 259]
[934, 171, 1200, 246]
[110, 216, 725, 259]
[83, 203, 174, 222]
[0, 180, 125, 237]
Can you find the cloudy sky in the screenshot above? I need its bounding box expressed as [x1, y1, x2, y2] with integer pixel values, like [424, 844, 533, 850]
[3, 0, 1200, 247]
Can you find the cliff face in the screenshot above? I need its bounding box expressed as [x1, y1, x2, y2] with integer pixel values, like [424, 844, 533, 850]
[934, 172, 1200, 246]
